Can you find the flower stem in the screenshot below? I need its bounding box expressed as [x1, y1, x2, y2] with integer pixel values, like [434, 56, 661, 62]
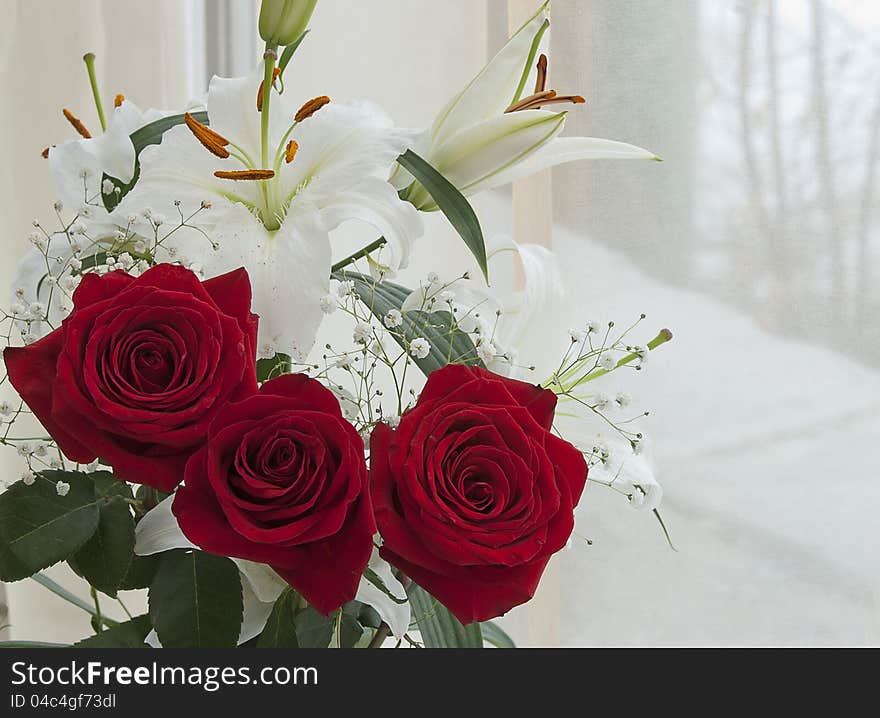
[548, 328, 674, 391]
[368, 623, 391, 648]
[331, 238, 387, 274]
[260, 46, 278, 169]
[82, 53, 106, 132]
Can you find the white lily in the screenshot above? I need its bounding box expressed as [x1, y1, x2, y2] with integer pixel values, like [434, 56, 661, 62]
[48, 99, 169, 216]
[116, 67, 422, 358]
[392, 1, 658, 210]
[402, 234, 561, 377]
[135, 496, 411, 644]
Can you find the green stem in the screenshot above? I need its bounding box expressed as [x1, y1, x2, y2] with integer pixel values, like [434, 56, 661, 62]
[82, 53, 106, 132]
[260, 45, 278, 169]
[30, 573, 117, 627]
[90, 587, 104, 633]
[368, 622, 392, 648]
[331, 238, 387, 273]
[550, 328, 674, 390]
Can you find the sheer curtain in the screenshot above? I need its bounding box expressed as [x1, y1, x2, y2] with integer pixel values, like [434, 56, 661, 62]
[3, 0, 877, 646]
[541, 0, 880, 645]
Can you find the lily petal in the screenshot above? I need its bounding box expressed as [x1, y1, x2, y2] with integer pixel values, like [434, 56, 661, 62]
[355, 549, 411, 639]
[465, 135, 659, 196]
[430, 1, 549, 144]
[134, 496, 197, 556]
[413, 110, 565, 208]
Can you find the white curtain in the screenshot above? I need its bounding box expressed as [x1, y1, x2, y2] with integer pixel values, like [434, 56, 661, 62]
[3, 0, 878, 646]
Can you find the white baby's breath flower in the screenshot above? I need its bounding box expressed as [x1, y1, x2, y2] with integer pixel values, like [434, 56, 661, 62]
[336, 280, 355, 298]
[409, 337, 431, 359]
[117, 253, 134, 270]
[599, 353, 617, 371]
[22, 333, 39, 345]
[476, 340, 496, 365]
[84, 459, 100, 473]
[319, 294, 337, 314]
[593, 392, 613, 411]
[27, 302, 45, 320]
[69, 222, 88, 235]
[587, 321, 601, 335]
[628, 487, 646, 508]
[383, 309, 402, 329]
[53, 200, 64, 212]
[385, 414, 401, 429]
[55, 481, 71, 497]
[569, 329, 587, 343]
[0, 400, 11, 417]
[334, 354, 355, 370]
[69, 257, 82, 271]
[426, 272, 440, 286]
[21, 470, 35, 486]
[353, 322, 372, 344]
[102, 178, 116, 195]
[48, 457, 63, 469]
[615, 392, 632, 409]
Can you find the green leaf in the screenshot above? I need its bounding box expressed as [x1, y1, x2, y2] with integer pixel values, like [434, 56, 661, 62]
[257, 353, 292, 382]
[397, 149, 487, 281]
[257, 589, 300, 648]
[118, 553, 160, 591]
[102, 111, 210, 210]
[71, 495, 134, 597]
[480, 620, 516, 648]
[91, 471, 134, 500]
[294, 607, 335, 648]
[74, 615, 152, 648]
[0, 641, 67, 648]
[131, 111, 209, 157]
[148, 549, 243, 648]
[334, 271, 482, 377]
[407, 583, 482, 648]
[0, 472, 101, 581]
[336, 602, 365, 648]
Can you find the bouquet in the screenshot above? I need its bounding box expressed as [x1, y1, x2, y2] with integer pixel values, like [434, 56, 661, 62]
[0, 0, 671, 648]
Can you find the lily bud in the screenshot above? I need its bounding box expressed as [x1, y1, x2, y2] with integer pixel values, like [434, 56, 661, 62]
[259, 0, 317, 47]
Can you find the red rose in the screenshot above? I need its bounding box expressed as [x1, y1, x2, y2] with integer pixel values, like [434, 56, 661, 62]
[172, 374, 375, 615]
[371, 364, 587, 624]
[3, 264, 258, 491]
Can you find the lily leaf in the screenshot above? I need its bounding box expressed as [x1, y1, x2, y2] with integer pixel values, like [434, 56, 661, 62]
[397, 149, 488, 281]
[333, 270, 482, 378]
[406, 583, 482, 648]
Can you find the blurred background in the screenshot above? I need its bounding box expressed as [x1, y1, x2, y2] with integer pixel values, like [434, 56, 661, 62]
[1, 0, 877, 646]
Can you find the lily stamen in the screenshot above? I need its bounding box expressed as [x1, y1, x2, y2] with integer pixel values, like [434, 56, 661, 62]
[506, 55, 585, 113]
[114, 94, 125, 108]
[284, 140, 299, 164]
[184, 112, 230, 159]
[534, 53, 548, 94]
[256, 68, 282, 111]
[62, 109, 91, 139]
[214, 169, 276, 181]
[295, 96, 331, 123]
